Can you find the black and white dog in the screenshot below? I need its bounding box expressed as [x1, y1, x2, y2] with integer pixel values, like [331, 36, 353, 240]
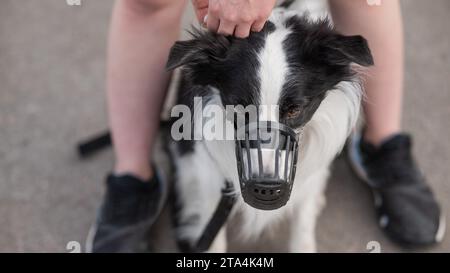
[166, 8, 373, 252]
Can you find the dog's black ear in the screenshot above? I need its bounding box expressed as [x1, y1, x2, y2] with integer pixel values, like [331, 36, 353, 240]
[325, 35, 374, 67]
[166, 31, 231, 70]
[166, 40, 206, 70]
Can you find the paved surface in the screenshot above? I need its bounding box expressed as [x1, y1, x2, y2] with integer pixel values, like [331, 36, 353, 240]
[0, 0, 449, 253]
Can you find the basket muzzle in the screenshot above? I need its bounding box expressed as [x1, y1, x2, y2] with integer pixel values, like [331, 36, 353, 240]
[235, 121, 300, 210]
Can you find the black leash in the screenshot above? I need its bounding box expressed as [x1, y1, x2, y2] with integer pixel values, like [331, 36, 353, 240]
[77, 120, 174, 158]
[77, 131, 111, 157]
[193, 180, 237, 253]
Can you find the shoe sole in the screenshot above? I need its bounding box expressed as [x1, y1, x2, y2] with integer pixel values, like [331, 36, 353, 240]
[85, 166, 169, 253]
[347, 131, 446, 245]
[85, 222, 97, 253]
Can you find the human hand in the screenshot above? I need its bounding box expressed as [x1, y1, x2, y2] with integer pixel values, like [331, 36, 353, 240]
[191, 0, 277, 38]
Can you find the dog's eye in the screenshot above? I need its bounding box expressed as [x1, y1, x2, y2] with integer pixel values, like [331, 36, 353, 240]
[285, 106, 302, 119]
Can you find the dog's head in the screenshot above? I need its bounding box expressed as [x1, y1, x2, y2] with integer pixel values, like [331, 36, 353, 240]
[167, 12, 373, 210]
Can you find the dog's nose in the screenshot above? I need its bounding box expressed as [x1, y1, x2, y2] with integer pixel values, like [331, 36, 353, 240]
[248, 182, 286, 202]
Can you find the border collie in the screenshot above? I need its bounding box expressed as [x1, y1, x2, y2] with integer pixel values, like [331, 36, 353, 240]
[166, 8, 373, 252]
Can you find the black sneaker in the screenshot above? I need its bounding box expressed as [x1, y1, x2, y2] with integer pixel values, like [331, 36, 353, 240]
[85, 168, 167, 253]
[348, 132, 446, 247]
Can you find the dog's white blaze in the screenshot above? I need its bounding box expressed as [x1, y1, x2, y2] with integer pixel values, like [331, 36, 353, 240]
[257, 25, 291, 122]
[255, 22, 292, 178]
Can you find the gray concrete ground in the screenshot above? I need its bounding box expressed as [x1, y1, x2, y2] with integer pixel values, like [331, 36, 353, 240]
[0, 0, 449, 253]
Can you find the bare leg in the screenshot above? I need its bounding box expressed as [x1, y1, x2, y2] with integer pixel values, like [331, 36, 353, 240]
[329, 0, 404, 145]
[107, 0, 186, 180]
[331, 1, 443, 247]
